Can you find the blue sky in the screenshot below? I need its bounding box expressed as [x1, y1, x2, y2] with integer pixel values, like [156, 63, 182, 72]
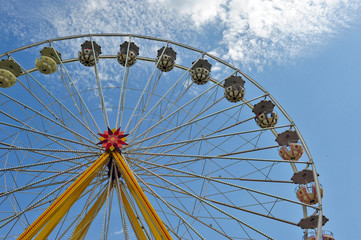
[1, 0, 361, 239]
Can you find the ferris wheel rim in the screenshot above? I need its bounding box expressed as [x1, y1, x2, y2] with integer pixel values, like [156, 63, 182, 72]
[0, 33, 324, 239]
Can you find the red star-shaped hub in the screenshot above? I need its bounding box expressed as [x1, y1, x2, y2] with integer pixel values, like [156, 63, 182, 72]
[98, 127, 128, 152]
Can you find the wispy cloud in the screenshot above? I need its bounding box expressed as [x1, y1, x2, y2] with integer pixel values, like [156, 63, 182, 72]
[114, 228, 123, 235]
[153, 0, 361, 68]
[1, 0, 360, 69]
[44, 0, 194, 43]
[221, 0, 360, 67]
[149, 0, 226, 27]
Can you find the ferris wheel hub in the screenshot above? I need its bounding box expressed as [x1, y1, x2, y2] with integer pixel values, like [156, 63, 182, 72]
[97, 127, 128, 152]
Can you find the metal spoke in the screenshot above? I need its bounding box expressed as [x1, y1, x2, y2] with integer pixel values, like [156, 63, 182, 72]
[130, 125, 290, 152]
[125, 151, 309, 164]
[124, 42, 169, 132]
[133, 158, 317, 209]
[128, 54, 203, 139]
[131, 160, 275, 240]
[0, 92, 93, 144]
[90, 36, 109, 128]
[134, 171, 205, 239]
[130, 70, 237, 144]
[0, 121, 98, 150]
[9, 56, 99, 141]
[50, 41, 101, 135]
[130, 94, 265, 146]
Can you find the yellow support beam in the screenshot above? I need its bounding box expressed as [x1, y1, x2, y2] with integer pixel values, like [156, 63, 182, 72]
[70, 188, 109, 240]
[112, 151, 172, 240]
[119, 185, 147, 240]
[34, 181, 90, 240]
[17, 152, 110, 240]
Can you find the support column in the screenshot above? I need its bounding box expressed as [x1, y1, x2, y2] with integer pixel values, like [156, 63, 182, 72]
[112, 151, 172, 240]
[17, 152, 110, 240]
[71, 188, 109, 240]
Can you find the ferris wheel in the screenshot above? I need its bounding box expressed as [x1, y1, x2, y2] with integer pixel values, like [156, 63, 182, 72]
[0, 34, 331, 240]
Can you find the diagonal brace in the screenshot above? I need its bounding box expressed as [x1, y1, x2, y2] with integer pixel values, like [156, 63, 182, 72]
[112, 151, 172, 240]
[70, 188, 109, 240]
[17, 152, 110, 240]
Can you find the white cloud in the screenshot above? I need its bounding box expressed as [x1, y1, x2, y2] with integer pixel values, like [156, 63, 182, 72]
[1, 0, 360, 69]
[149, 0, 226, 26]
[114, 228, 124, 235]
[152, 0, 361, 67]
[219, 0, 360, 65]
[44, 0, 193, 43]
